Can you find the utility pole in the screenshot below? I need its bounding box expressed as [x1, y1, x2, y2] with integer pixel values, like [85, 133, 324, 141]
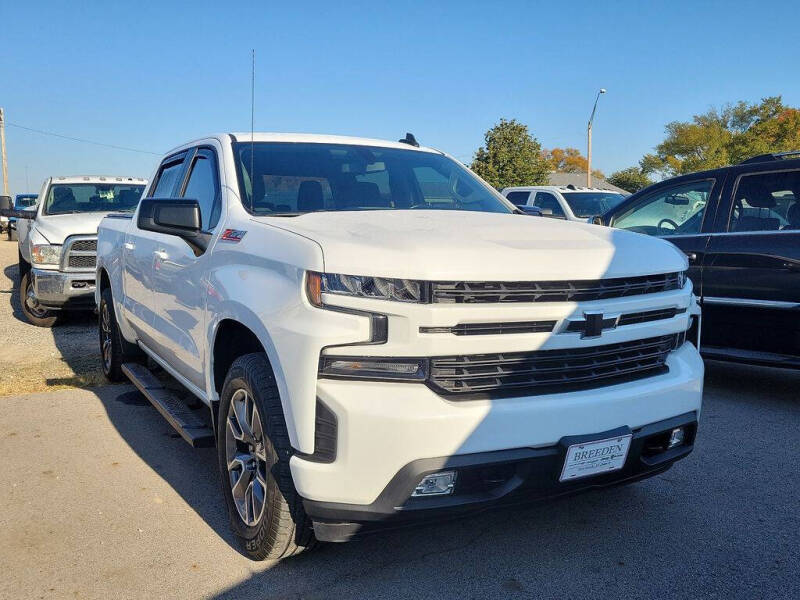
[0, 108, 9, 196]
[587, 89, 606, 187]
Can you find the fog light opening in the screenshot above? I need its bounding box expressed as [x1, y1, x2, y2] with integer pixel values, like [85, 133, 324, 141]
[412, 471, 457, 497]
[668, 427, 686, 449]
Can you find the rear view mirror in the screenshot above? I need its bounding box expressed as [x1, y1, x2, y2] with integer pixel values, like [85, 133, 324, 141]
[138, 198, 209, 252]
[590, 215, 605, 225]
[665, 194, 690, 206]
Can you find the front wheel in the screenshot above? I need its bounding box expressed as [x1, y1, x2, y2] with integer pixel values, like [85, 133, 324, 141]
[217, 353, 316, 560]
[19, 271, 59, 327]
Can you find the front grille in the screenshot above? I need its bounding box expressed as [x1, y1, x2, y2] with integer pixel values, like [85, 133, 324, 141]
[68, 255, 97, 269]
[617, 307, 685, 327]
[420, 321, 557, 336]
[70, 240, 97, 252]
[429, 334, 677, 395]
[63, 237, 97, 272]
[431, 272, 682, 304]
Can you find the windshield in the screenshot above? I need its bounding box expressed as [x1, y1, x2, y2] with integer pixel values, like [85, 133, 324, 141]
[15, 195, 37, 208]
[233, 142, 514, 215]
[43, 184, 144, 215]
[561, 192, 625, 218]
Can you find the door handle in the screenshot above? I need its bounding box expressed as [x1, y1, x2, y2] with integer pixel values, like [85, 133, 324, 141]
[124, 241, 135, 250]
[154, 249, 168, 260]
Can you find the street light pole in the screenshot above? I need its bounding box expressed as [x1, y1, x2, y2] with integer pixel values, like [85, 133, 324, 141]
[587, 89, 606, 187]
[0, 108, 8, 196]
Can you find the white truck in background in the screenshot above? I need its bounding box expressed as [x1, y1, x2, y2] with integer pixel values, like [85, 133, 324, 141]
[10, 176, 145, 326]
[95, 132, 703, 561]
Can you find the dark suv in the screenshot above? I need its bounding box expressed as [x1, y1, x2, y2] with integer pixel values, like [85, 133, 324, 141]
[598, 151, 800, 369]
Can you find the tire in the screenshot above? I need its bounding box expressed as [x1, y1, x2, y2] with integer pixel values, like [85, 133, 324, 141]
[19, 271, 59, 327]
[99, 287, 143, 382]
[217, 353, 316, 561]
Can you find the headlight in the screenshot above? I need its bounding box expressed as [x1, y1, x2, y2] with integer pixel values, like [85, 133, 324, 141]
[306, 272, 426, 305]
[319, 356, 428, 381]
[31, 244, 62, 265]
[678, 270, 688, 289]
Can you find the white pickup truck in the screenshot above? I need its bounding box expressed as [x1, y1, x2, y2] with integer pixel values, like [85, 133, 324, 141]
[11, 176, 146, 326]
[95, 133, 704, 560]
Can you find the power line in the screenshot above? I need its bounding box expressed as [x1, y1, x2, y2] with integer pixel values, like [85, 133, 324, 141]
[6, 122, 161, 155]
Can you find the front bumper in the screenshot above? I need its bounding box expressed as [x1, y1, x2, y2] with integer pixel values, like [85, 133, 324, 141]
[291, 342, 704, 540]
[306, 411, 698, 542]
[29, 267, 96, 310]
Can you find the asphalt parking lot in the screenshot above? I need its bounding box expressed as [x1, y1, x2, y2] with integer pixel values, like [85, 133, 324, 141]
[1, 360, 798, 600]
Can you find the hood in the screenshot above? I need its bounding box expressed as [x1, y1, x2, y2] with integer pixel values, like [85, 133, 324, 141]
[254, 211, 688, 281]
[34, 212, 112, 244]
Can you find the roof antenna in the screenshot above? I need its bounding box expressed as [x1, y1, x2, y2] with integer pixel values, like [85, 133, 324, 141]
[250, 49, 255, 211]
[399, 132, 419, 147]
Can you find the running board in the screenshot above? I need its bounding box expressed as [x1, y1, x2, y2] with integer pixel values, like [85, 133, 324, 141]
[122, 363, 215, 448]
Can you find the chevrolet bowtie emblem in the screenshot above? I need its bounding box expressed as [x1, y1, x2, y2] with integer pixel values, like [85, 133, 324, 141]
[568, 311, 619, 338]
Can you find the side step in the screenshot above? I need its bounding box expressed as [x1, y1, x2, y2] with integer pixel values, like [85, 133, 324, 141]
[122, 363, 215, 448]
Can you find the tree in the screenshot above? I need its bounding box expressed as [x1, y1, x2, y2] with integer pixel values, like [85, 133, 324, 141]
[606, 166, 653, 193]
[471, 119, 549, 188]
[542, 147, 604, 179]
[644, 96, 800, 177]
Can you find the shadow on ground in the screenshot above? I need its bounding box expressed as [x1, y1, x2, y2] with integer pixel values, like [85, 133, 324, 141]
[94, 361, 799, 600]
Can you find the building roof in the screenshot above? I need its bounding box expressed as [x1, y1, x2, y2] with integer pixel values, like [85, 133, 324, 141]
[546, 172, 629, 194]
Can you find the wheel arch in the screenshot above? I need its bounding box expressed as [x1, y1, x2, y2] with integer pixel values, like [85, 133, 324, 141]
[208, 311, 301, 450]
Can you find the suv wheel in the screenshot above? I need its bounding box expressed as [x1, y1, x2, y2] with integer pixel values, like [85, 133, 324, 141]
[98, 287, 143, 381]
[19, 271, 59, 327]
[218, 353, 316, 560]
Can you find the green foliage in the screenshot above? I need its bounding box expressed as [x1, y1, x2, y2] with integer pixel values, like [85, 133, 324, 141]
[646, 96, 800, 176]
[606, 167, 653, 193]
[471, 118, 550, 188]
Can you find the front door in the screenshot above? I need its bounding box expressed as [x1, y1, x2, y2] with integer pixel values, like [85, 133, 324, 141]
[701, 168, 800, 362]
[149, 146, 223, 392]
[609, 177, 724, 305]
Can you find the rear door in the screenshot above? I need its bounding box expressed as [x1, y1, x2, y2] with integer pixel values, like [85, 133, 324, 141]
[123, 152, 190, 347]
[503, 190, 531, 207]
[700, 166, 800, 362]
[608, 176, 725, 300]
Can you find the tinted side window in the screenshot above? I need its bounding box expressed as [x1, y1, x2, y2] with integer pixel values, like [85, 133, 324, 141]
[729, 170, 800, 232]
[533, 192, 565, 217]
[151, 156, 186, 198]
[613, 180, 713, 236]
[505, 191, 531, 206]
[182, 150, 221, 230]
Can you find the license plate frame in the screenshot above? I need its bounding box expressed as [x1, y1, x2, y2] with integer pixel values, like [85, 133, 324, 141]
[559, 434, 632, 482]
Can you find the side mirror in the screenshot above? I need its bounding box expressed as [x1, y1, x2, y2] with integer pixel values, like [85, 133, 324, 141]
[138, 198, 209, 252]
[590, 215, 605, 225]
[0, 195, 35, 219]
[518, 205, 543, 216]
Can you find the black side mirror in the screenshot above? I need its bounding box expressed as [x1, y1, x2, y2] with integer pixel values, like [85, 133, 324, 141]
[0, 195, 34, 219]
[138, 198, 210, 252]
[590, 215, 606, 225]
[517, 205, 543, 216]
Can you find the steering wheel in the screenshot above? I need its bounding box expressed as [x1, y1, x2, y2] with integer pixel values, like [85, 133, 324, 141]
[657, 218, 679, 235]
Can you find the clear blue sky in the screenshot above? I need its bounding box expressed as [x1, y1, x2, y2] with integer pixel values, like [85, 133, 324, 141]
[2, 0, 799, 193]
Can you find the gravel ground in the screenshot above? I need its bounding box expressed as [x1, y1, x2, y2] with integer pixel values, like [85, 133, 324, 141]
[1, 362, 798, 600]
[0, 238, 102, 395]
